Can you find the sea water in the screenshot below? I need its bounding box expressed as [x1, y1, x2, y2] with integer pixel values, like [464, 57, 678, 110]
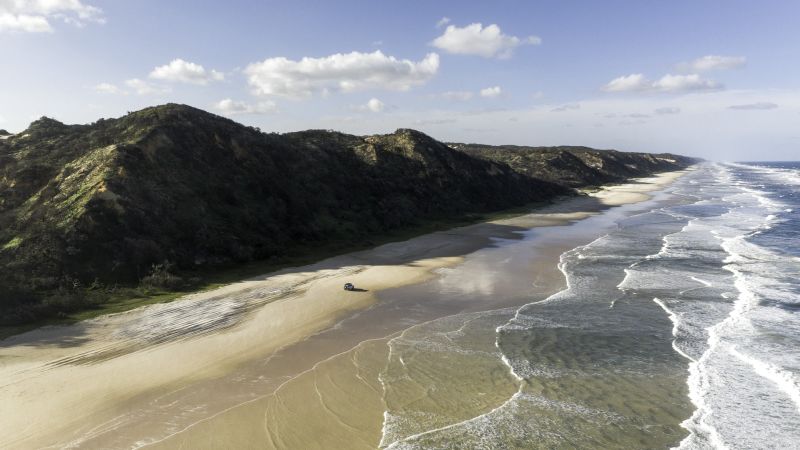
[379, 163, 800, 449]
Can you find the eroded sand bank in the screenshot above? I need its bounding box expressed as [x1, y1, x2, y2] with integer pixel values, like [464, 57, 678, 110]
[0, 170, 687, 449]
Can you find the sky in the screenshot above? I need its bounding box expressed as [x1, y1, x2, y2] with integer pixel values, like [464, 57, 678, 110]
[1, 0, 799, 160]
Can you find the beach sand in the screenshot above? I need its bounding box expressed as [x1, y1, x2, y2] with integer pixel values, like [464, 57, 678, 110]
[0, 170, 688, 449]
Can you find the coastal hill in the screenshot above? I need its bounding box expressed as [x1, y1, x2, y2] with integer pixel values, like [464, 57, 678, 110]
[0, 104, 695, 323]
[450, 143, 696, 188]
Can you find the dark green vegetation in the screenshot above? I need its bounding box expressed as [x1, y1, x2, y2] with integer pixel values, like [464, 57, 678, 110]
[0, 104, 696, 326]
[451, 143, 698, 188]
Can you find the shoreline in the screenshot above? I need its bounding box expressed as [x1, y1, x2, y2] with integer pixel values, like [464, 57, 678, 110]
[0, 198, 557, 342]
[0, 169, 689, 449]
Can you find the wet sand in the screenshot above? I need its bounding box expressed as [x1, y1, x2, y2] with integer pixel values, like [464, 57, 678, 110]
[0, 170, 687, 449]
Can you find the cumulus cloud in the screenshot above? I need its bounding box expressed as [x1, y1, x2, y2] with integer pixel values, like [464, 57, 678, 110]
[654, 106, 681, 115]
[94, 82, 124, 95]
[351, 98, 385, 113]
[440, 91, 474, 101]
[244, 51, 439, 98]
[0, 0, 103, 33]
[0, 13, 50, 32]
[214, 98, 277, 115]
[604, 73, 720, 93]
[431, 23, 540, 58]
[352, 98, 386, 113]
[654, 74, 720, 92]
[727, 102, 778, 110]
[480, 86, 502, 98]
[603, 74, 651, 92]
[681, 55, 746, 72]
[149, 59, 224, 85]
[551, 103, 580, 112]
[125, 78, 168, 95]
[365, 98, 385, 112]
[436, 17, 450, 28]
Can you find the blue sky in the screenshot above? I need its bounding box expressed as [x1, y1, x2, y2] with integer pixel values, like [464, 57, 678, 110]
[1, 0, 799, 160]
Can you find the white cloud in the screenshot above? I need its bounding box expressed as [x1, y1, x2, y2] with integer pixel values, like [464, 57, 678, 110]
[214, 98, 278, 116]
[125, 78, 169, 95]
[727, 102, 778, 110]
[365, 98, 385, 112]
[604, 73, 720, 93]
[94, 82, 124, 95]
[653, 74, 720, 92]
[436, 17, 450, 28]
[431, 23, 540, 58]
[352, 98, 386, 113]
[480, 86, 502, 98]
[244, 51, 439, 98]
[603, 74, 651, 92]
[149, 59, 224, 85]
[440, 91, 474, 101]
[0, 13, 51, 32]
[682, 55, 746, 72]
[0, 0, 103, 33]
[654, 106, 681, 115]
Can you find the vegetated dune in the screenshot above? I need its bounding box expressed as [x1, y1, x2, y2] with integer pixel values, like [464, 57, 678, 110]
[0, 104, 696, 323]
[451, 142, 699, 188]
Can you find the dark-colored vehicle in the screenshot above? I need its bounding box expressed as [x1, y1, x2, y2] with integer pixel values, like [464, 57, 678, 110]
[343, 283, 355, 291]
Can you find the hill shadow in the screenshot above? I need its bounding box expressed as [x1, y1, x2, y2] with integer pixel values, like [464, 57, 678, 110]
[1, 191, 640, 350]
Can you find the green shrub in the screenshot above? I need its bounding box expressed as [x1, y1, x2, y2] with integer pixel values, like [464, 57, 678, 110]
[139, 261, 184, 290]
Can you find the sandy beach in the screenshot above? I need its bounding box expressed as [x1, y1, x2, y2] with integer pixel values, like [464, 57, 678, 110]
[0, 170, 687, 449]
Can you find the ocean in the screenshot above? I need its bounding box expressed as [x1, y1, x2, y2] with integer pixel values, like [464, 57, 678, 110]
[378, 162, 800, 449]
